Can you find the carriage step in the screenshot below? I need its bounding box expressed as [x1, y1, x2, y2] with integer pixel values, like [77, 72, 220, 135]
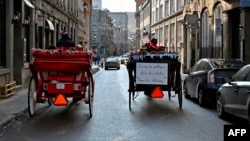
[0, 81, 17, 98]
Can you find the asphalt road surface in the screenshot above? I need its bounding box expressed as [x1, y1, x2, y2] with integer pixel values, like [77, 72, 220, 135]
[0, 65, 246, 141]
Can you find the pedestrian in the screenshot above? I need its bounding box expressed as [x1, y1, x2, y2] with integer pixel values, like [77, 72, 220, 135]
[96, 55, 100, 66]
[56, 30, 76, 48]
[101, 57, 104, 68]
[93, 56, 96, 65]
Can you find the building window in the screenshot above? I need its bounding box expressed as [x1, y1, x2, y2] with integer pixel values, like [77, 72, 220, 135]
[170, 23, 175, 41]
[24, 27, 30, 63]
[91, 15, 97, 22]
[213, 3, 223, 58]
[155, 29, 159, 42]
[170, 0, 175, 14]
[37, 26, 43, 49]
[201, 9, 210, 58]
[164, 25, 169, 50]
[177, 47, 181, 54]
[152, 11, 155, 24]
[101, 35, 105, 42]
[92, 25, 97, 32]
[159, 27, 163, 45]
[159, 4, 163, 20]
[177, 0, 184, 11]
[73, 29, 76, 43]
[156, 8, 159, 21]
[56, 24, 59, 41]
[152, 0, 155, 6]
[170, 23, 175, 52]
[177, 21, 183, 41]
[165, 0, 169, 17]
[101, 16, 105, 22]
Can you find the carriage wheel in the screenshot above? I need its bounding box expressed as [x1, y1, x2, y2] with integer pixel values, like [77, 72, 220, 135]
[48, 97, 53, 105]
[28, 77, 37, 116]
[129, 90, 132, 109]
[128, 90, 135, 109]
[178, 87, 182, 109]
[85, 73, 94, 118]
[168, 90, 171, 100]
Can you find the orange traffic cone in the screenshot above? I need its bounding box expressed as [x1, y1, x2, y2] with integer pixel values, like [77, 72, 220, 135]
[53, 94, 68, 106]
[151, 86, 164, 98]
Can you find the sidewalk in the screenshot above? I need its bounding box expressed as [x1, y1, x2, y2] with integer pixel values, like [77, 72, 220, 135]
[0, 65, 100, 130]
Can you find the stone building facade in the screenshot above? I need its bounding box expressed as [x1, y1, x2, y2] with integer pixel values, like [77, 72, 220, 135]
[136, 0, 250, 72]
[108, 12, 129, 55]
[0, 0, 91, 89]
[90, 8, 114, 57]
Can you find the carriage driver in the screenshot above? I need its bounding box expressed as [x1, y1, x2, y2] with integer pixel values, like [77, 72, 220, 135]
[145, 34, 164, 52]
[56, 30, 76, 47]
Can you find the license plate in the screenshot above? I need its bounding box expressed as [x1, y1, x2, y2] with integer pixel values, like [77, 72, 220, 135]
[56, 83, 65, 89]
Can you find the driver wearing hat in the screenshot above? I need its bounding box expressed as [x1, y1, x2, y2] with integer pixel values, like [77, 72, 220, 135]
[56, 30, 76, 47]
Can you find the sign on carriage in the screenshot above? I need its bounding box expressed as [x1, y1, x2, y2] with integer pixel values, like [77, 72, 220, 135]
[135, 63, 168, 85]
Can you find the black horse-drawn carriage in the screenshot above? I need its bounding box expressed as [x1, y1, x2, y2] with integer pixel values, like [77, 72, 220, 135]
[127, 52, 182, 109]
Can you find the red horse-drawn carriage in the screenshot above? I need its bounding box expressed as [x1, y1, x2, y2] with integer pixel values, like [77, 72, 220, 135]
[28, 47, 94, 117]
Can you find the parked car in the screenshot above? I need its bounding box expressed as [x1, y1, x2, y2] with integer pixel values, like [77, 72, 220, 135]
[216, 64, 250, 123]
[104, 57, 120, 70]
[183, 58, 246, 106]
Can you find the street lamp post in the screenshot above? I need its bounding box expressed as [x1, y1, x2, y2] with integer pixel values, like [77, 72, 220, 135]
[92, 34, 98, 53]
[77, 2, 88, 15]
[76, 2, 89, 47]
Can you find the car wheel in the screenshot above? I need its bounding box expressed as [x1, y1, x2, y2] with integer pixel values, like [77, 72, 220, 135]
[198, 88, 206, 107]
[248, 106, 250, 124]
[216, 94, 226, 119]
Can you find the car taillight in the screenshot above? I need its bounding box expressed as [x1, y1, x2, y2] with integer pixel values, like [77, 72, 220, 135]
[207, 71, 214, 84]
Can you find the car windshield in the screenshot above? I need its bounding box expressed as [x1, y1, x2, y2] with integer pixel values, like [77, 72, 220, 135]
[209, 59, 246, 69]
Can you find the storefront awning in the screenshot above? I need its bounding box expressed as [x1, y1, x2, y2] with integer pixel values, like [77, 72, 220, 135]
[46, 19, 54, 31]
[24, 0, 34, 8]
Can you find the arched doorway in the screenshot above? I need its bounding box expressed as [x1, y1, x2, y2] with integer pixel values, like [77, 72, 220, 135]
[200, 8, 210, 58]
[213, 3, 223, 58]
